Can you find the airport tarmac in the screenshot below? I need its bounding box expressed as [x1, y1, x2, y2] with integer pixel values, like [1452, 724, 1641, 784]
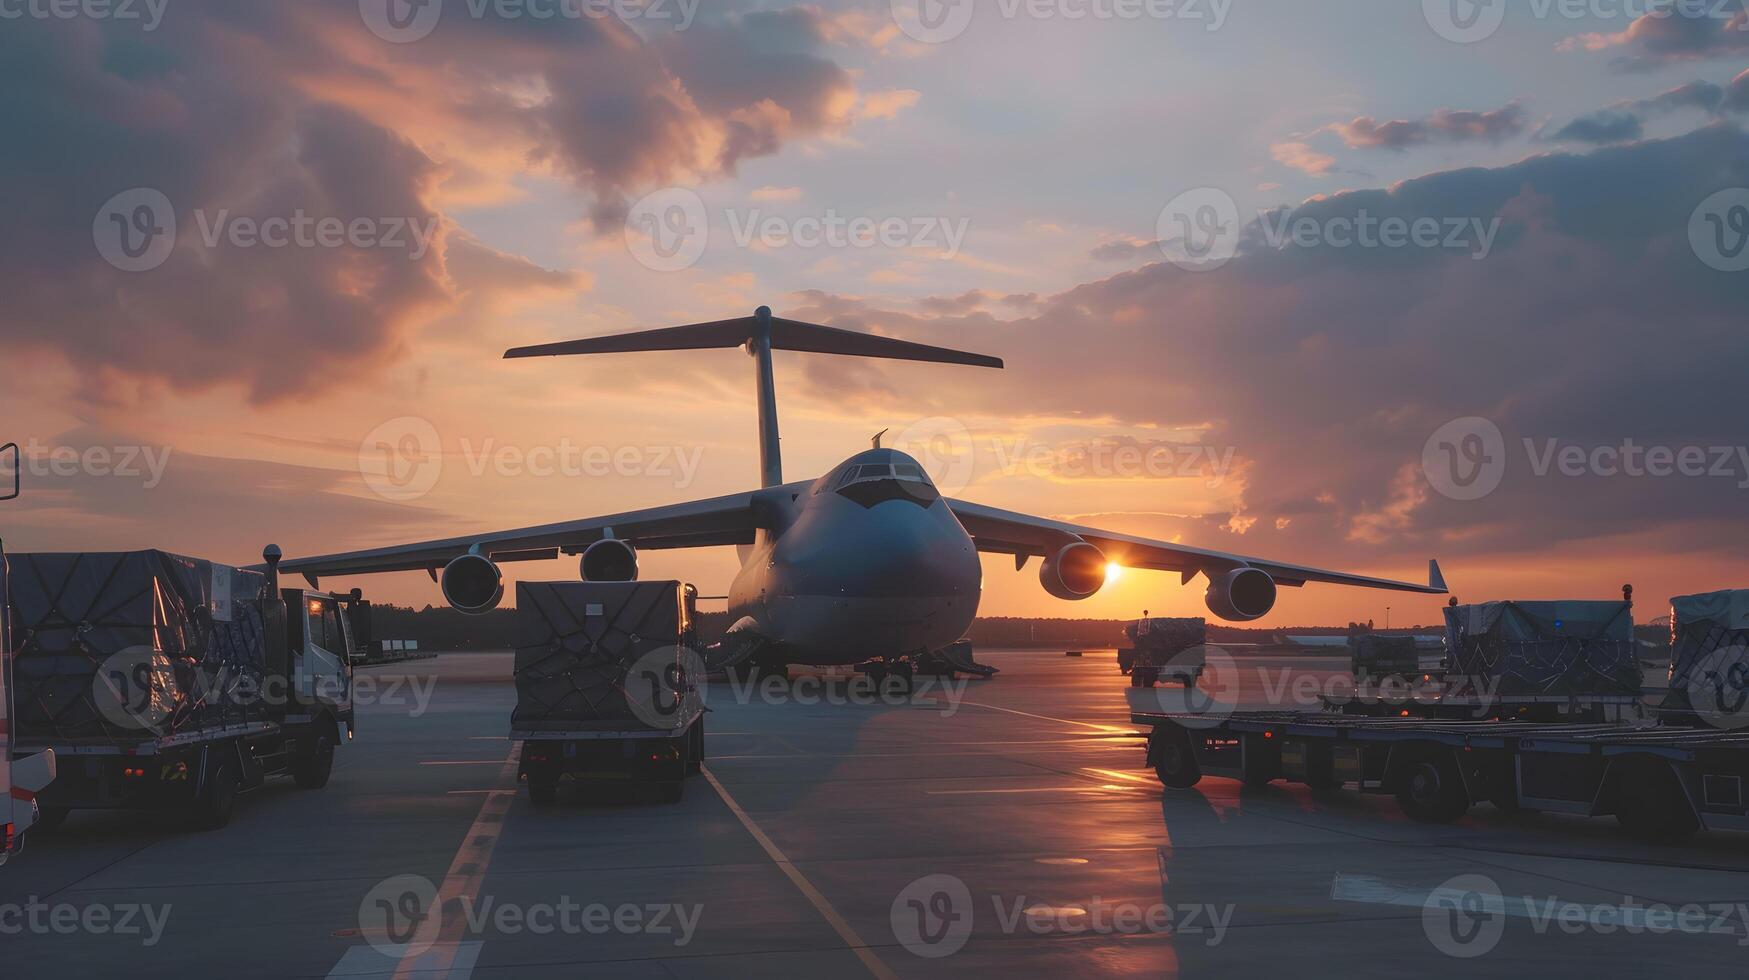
[3, 650, 1746, 979]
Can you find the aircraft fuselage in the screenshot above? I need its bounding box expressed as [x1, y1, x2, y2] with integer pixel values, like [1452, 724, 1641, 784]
[725, 448, 982, 665]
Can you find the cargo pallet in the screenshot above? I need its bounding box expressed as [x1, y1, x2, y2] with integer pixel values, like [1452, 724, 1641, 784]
[1135, 708, 1749, 841]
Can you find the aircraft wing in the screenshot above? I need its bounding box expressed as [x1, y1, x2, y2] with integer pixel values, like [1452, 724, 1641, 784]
[274, 485, 802, 584]
[945, 498, 1446, 594]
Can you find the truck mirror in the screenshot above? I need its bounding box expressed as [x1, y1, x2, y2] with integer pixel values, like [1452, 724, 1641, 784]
[1, 443, 17, 501]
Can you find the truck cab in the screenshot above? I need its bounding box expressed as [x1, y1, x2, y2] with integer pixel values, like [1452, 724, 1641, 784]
[285, 588, 356, 738]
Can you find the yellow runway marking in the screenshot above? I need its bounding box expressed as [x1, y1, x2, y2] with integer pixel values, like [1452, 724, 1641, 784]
[702, 767, 900, 980]
[393, 745, 521, 980]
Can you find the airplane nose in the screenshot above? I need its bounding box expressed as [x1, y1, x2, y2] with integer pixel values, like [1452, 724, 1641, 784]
[776, 501, 978, 599]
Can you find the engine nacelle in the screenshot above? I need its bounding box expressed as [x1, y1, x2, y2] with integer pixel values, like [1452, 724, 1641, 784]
[441, 553, 503, 615]
[581, 538, 639, 582]
[1040, 541, 1107, 600]
[1204, 567, 1277, 622]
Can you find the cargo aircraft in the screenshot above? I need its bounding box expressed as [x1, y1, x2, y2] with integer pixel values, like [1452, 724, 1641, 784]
[280, 307, 1446, 678]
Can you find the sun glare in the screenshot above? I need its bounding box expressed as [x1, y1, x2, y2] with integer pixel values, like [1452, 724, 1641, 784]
[1104, 563, 1123, 586]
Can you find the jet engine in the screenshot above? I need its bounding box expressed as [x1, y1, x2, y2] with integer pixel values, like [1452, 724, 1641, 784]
[581, 538, 639, 582]
[1040, 541, 1107, 600]
[441, 553, 503, 615]
[1204, 567, 1277, 622]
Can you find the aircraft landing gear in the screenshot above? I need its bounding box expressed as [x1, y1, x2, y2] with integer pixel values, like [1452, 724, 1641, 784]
[861, 658, 915, 696]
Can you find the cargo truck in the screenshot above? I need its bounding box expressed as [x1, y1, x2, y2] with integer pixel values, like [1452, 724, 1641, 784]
[511, 580, 705, 806]
[9, 545, 354, 831]
[1134, 590, 1749, 842]
[3, 533, 57, 864]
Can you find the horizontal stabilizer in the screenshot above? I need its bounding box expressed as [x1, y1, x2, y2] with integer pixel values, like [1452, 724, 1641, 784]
[506, 309, 1003, 369]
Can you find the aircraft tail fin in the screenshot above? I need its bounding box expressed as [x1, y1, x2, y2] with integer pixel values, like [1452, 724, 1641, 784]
[505, 306, 1003, 488]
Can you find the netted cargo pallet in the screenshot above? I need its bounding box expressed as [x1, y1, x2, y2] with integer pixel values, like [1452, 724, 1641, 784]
[9, 551, 271, 743]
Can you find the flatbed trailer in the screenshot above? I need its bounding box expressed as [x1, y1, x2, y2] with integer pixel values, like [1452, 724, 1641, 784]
[1135, 708, 1749, 841]
[514, 715, 705, 806]
[1322, 691, 1645, 723]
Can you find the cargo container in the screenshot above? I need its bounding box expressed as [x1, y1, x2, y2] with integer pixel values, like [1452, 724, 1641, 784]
[1117, 617, 1206, 688]
[8, 546, 354, 830]
[510, 581, 705, 806]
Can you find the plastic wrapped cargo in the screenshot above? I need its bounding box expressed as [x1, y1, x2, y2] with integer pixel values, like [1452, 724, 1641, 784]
[8, 551, 273, 743]
[1442, 600, 1641, 697]
[1663, 589, 1749, 726]
[511, 580, 698, 734]
[1123, 617, 1207, 659]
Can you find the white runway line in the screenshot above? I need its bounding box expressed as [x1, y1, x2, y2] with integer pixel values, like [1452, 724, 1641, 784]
[702, 767, 901, 980]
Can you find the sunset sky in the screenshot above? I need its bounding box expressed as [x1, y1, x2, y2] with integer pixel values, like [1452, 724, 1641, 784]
[2, 0, 1747, 627]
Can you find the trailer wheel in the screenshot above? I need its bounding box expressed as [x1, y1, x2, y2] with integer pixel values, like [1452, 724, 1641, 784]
[193, 760, 240, 831]
[1151, 728, 1202, 789]
[1394, 755, 1469, 823]
[33, 806, 71, 833]
[1613, 758, 1699, 842]
[527, 772, 559, 807]
[292, 731, 336, 790]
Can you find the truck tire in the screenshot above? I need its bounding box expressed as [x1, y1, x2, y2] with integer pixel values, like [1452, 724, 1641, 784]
[1151, 728, 1202, 789]
[1394, 755, 1470, 823]
[686, 722, 704, 776]
[527, 775, 559, 807]
[292, 732, 336, 790]
[1614, 758, 1700, 842]
[193, 760, 240, 831]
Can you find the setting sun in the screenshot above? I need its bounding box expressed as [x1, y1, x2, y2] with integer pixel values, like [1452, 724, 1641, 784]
[1104, 563, 1123, 587]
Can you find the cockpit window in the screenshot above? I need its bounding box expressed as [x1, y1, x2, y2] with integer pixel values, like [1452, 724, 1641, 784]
[894, 464, 927, 483]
